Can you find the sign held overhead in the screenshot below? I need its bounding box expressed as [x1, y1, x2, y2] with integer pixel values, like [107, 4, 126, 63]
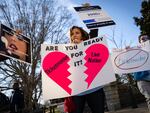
[74, 5, 115, 29]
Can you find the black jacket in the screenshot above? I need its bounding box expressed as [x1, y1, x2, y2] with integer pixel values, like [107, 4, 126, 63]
[10, 89, 24, 113]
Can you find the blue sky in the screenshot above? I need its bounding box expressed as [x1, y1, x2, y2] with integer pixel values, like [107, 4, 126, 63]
[60, 0, 142, 49]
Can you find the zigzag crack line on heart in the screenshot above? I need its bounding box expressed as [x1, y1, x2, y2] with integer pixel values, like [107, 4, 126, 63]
[84, 52, 91, 88]
[84, 44, 109, 88]
[42, 52, 72, 95]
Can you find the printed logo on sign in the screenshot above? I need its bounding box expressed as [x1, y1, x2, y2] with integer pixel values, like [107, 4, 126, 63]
[114, 49, 149, 70]
[83, 19, 96, 24]
[87, 13, 100, 16]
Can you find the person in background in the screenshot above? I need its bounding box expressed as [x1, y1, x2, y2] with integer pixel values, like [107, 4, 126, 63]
[0, 89, 10, 113]
[134, 34, 150, 112]
[64, 26, 105, 113]
[10, 82, 24, 113]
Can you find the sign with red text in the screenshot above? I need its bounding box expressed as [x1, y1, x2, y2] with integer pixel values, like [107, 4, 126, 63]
[111, 41, 150, 74]
[74, 6, 115, 29]
[41, 36, 115, 100]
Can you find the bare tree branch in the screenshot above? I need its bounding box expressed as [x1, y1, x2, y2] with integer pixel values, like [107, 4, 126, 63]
[0, 0, 74, 111]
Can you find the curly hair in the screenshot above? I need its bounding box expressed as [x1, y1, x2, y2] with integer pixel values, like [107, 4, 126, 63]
[70, 26, 89, 43]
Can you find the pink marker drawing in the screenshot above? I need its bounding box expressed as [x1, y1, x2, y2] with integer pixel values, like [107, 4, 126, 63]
[42, 52, 72, 95]
[84, 44, 109, 88]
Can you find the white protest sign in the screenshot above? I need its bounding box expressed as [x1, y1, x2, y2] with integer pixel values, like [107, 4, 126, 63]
[111, 41, 150, 74]
[41, 36, 116, 100]
[74, 6, 115, 29]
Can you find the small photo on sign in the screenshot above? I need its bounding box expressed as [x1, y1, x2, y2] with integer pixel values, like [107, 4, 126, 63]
[0, 24, 32, 64]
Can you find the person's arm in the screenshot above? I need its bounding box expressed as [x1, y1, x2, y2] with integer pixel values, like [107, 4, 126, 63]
[133, 71, 149, 80]
[89, 29, 98, 39]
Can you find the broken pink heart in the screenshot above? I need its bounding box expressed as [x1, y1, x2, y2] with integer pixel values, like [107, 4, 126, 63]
[42, 52, 72, 95]
[42, 44, 109, 95]
[84, 44, 109, 88]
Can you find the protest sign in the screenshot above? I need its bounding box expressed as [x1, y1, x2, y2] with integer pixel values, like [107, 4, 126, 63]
[74, 6, 115, 29]
[111, 42, 150, 74]
[41, 36, 116, 100]
[0, 24, 32, 64]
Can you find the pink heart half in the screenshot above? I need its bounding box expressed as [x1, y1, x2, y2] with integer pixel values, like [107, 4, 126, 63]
[42, 52, 72, 95]
[84, 44, 109, 88]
